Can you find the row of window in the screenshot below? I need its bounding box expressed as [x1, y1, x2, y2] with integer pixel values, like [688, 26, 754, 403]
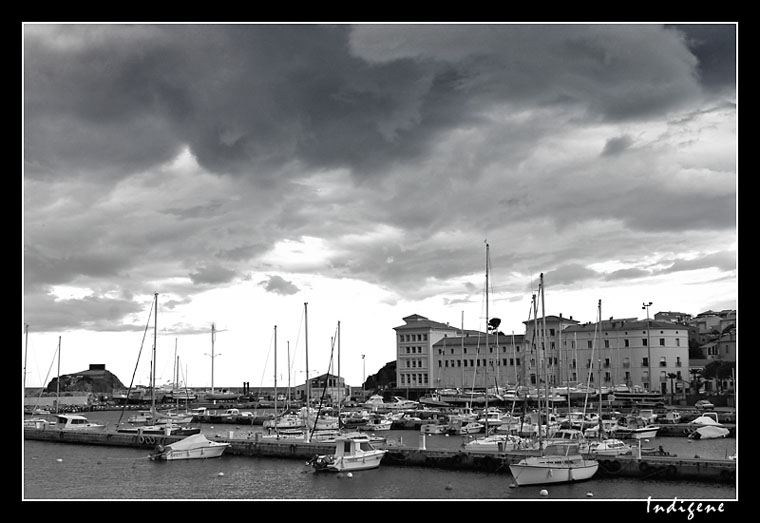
[428, 356, 684, 369]
[399, 373, 429, 385]
[400, 334, 428, 342]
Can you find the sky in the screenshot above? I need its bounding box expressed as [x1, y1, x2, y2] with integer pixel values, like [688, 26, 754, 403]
[22, 22, 737, 391]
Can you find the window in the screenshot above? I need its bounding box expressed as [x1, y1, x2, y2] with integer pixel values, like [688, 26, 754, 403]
[659, 356, 666, 367]
[676, 338, 681, 347]
[642, 338, 648, 346]
[604, 340, 610, 349]
[676, 357, 682, 367]
[464, 360, 468, 367]
[659, 338, 665, 346]
[624, 339, 630, 347]
[642, 357, 649, 367]
[587, 340, 593, 349]
[623, 357, 630, 368]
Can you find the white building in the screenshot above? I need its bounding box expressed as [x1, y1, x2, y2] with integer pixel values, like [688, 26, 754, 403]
[561, 318, 690, 394]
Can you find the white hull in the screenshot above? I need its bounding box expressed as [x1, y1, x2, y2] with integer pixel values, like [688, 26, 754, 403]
[323, 452, 385, 472]
[509, 458, 599, 486]
[616, 426, 659, 439]
[149, 433, 230, 461]
[155, 445, 229, 461]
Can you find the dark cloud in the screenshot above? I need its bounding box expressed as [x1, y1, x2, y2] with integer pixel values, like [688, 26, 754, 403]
[259, 275, 300, 295]
[22, 23, 737, 334]
[601, 135, 634, 157]
[188, 265, 238, 285]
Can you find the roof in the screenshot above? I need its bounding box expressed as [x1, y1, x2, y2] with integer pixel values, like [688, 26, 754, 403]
[394, 314, 459, 331]
[563, 319, 684, 333]
[522, 315, 580, 325]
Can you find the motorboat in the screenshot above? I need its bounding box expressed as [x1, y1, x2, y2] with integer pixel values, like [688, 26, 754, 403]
[508, 443, 599, 486]
[308, 434, 387, 472]
[687, 425, 730, 440]
[148, 433, 229, 461]
[449, 421, 485, 435]
[420, 421, 449, 435]
[358, 416, 392, 431]
[54, 413, 105, 430]
[615, 415, 660, 439]
[463, 434, 537, 454]
[587, 438, 632, 456]
[686, 415, 730, 440]
[615, 424, 660, 440]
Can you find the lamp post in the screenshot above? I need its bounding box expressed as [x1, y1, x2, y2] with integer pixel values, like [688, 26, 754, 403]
[362, 354, 366, 398]
[204, 322, 222, 393]
[642, 302, 652, 392]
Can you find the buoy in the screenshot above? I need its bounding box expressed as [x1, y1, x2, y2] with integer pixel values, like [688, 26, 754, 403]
[56, 458, 63, 463]
[586, 492, 594, 497]
[540, 489, 549, 497]
[346, 472, 353, 478]
[509, 483, 517, 488]
[217, 472, 224, 477]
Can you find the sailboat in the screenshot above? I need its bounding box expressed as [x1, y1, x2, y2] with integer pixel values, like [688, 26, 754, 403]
[509, 274, 599, 486]
[117, 293, 200, 436]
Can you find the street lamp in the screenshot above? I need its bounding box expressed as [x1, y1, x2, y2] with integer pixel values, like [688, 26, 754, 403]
[362, 354, 366, 397]
[642, 302, 652, 392]
[204, 322, 222, 393]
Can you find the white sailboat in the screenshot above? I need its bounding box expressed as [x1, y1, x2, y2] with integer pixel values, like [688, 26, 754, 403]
[509, 274, 599, 486]
[117, 293, 200, 436]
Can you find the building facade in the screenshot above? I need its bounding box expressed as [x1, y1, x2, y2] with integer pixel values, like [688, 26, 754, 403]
[561, 318, 690, 394]
[431, 331, 527, 390]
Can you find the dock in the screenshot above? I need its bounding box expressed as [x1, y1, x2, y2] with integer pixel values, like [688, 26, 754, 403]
[23, 428, 735, 484]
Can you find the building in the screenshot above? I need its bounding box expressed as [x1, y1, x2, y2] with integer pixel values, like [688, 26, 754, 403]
[393, 314, 460, 392]
[561, 317, 690, 394]
[522, 314, 580, 387]
[431, 331, 527, 390]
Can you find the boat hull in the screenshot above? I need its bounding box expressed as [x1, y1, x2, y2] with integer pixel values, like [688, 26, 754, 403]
[509, 459, 599, 486]
[313, 451, 387, 472]
[152, 444, 229, 461]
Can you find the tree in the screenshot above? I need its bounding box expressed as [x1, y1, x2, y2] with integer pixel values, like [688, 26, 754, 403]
[701, 360, 735, 393]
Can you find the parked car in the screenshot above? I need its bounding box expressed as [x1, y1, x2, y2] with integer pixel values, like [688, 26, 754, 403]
[694, 400, 715, 410]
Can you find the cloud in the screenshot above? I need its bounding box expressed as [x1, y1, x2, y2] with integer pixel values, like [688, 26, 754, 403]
[189, 265, 238, 285]
[22, 23, 736, 336]
[258, 275, 300, 295]
[601, 135, 634, 156]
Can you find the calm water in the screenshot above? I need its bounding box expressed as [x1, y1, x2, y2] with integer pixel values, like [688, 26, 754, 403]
[22, 410, 739, 501]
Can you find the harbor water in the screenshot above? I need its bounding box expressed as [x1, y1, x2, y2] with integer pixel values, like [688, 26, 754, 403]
[23, 410, 738, 501]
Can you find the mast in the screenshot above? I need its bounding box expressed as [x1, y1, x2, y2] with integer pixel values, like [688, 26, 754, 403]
[540, 273, 549, 437]
[337, 321, 341, 410]
[23, 324, 29, 397]
[152, 292, 158, 416]
[532, 293, 541, 448]
[304, 302, 310, 442]
[274, 325, 278, 417]
[210, 322, 216, 393]
[287, 340, 291, 411]
[484, 242, 490, 434]
[56, 335, 61, 415]
[597, 299, 604, 438]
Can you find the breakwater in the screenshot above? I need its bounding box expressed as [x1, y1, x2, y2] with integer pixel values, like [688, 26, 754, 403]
[23, 427, 735, 484]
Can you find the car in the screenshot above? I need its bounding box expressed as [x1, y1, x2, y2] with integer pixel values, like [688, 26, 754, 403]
[694, 400, 715, 410]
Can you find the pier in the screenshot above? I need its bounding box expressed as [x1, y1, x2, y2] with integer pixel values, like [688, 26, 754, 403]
[23, 428, 735, 484]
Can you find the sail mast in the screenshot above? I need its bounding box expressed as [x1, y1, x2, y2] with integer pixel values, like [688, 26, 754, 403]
[484, 242, 489, 434]
[274, 325, 278, 417]
[56, 335, 61, 415]
[152, 292, 157, 416]
[304, 302, 310, 442]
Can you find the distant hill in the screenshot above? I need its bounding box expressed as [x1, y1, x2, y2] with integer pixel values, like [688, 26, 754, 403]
[45, 364, 126, 394]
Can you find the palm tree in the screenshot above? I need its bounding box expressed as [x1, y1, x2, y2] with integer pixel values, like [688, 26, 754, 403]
[667, 373, 678, 405]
